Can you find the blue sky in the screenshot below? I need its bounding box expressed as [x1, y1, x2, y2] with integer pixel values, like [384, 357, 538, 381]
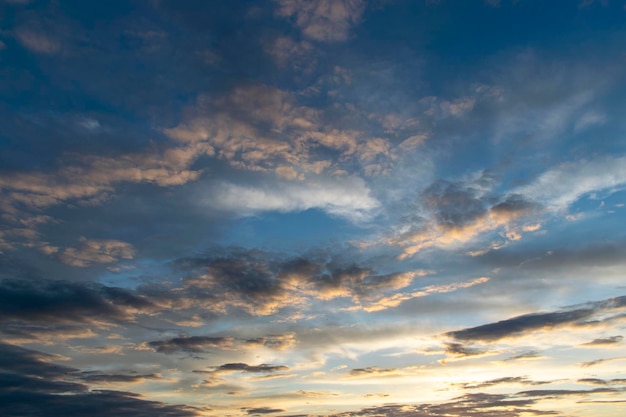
[1, 0, 626, 416]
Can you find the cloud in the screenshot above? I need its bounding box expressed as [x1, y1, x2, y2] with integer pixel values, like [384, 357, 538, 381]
[349, 366, 399, 377]
[456, 377, 552, 390]
[517, 387, 624, 397]
[194, 362, 290, 390]
[203, 363, 290, 374]
[208, 176, 380, 222]
[581, 335, 623, 346]
[14, 29, 60, 54]
[443, 342, 488, 358]
[274, 0, 366, 42]
[353, 276, 489, 313]
[322, 393, 550, 417]
[60, 237, 136, 267]
[0, 322, 98, 344]
[580, 357, 626, 368]
[148, 336, 236, 354]
[577, 378, 626, 386]
[0, 343, 200, 417]
[474, 241, 626, 273]
[267, 36, 316, 70]
[380, 175, 540, 258]
[503, 351, 543, 361]
[446, 295, 626, 343]
[322, 387, 626, 417]
[147, 333, 296, 354]
[77, 372, 162, 385]
[298, 390, 339, 398]
[244, 407, 286, 415]
[446, 309, 594, 342]
[515, 156, 626, 209]
[0, 144, 205, 220]
[163, 84, 395, 183]
[0, 279, 153, 326]
[574, 110, 606, 132]
[166, 248, 428, 316]
[243, 334, 297, 351]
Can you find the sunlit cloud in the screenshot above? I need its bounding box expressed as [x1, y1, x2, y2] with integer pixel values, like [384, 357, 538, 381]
[60, 237, 136, 267]
[274, 0, 366, 42]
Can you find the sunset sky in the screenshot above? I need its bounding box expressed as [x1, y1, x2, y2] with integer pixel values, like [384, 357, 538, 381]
[1, 0, 626, 416]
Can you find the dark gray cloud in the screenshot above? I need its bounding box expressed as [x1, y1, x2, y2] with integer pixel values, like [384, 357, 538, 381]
[386, 175, 542, 259]
[504, 351, 542, 361]
[577, 378, 626, 386]
[148, 333, 295, 354]
[192, 362, 291, 389]
[349, 366, 397, 377]
[0, 279, 153, 325]
[148, 336, 235, 354]
[421, 178, 537, 231]
[0, 343, 76, 381]
[244, 407, 286, 415]
[446, 309, 594, 342]
[580, 358, 610, 367]
[169, 248, 420, 315]
[243, 334, 296, 350]
[444, 295, 626, 346]
[77, 372, 162, 384]
[444, 343, 487, 357]
[324, 393, 550, 417]
[580, 355, 626, 367]
[0, 343, 200, 417]
[489, 195, 537, 219]
[204, 363, 290, 374]
[457, 377, 552, 390]
[581, 335, 623, 346]
[422, 179, 490, 229]
[0, 322, 95, 342]
[518, 387, 624, 397]
[0, 245, 421, 334]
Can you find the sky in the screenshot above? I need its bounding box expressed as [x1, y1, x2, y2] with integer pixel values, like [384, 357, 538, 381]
[1, 0, 626, 416]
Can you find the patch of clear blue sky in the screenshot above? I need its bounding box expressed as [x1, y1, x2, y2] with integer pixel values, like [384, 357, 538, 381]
[217, 208, 370, 253]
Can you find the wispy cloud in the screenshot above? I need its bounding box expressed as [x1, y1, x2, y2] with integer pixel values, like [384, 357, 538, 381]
[515, 156, 626, 209]
[208, 176, 380, 222]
